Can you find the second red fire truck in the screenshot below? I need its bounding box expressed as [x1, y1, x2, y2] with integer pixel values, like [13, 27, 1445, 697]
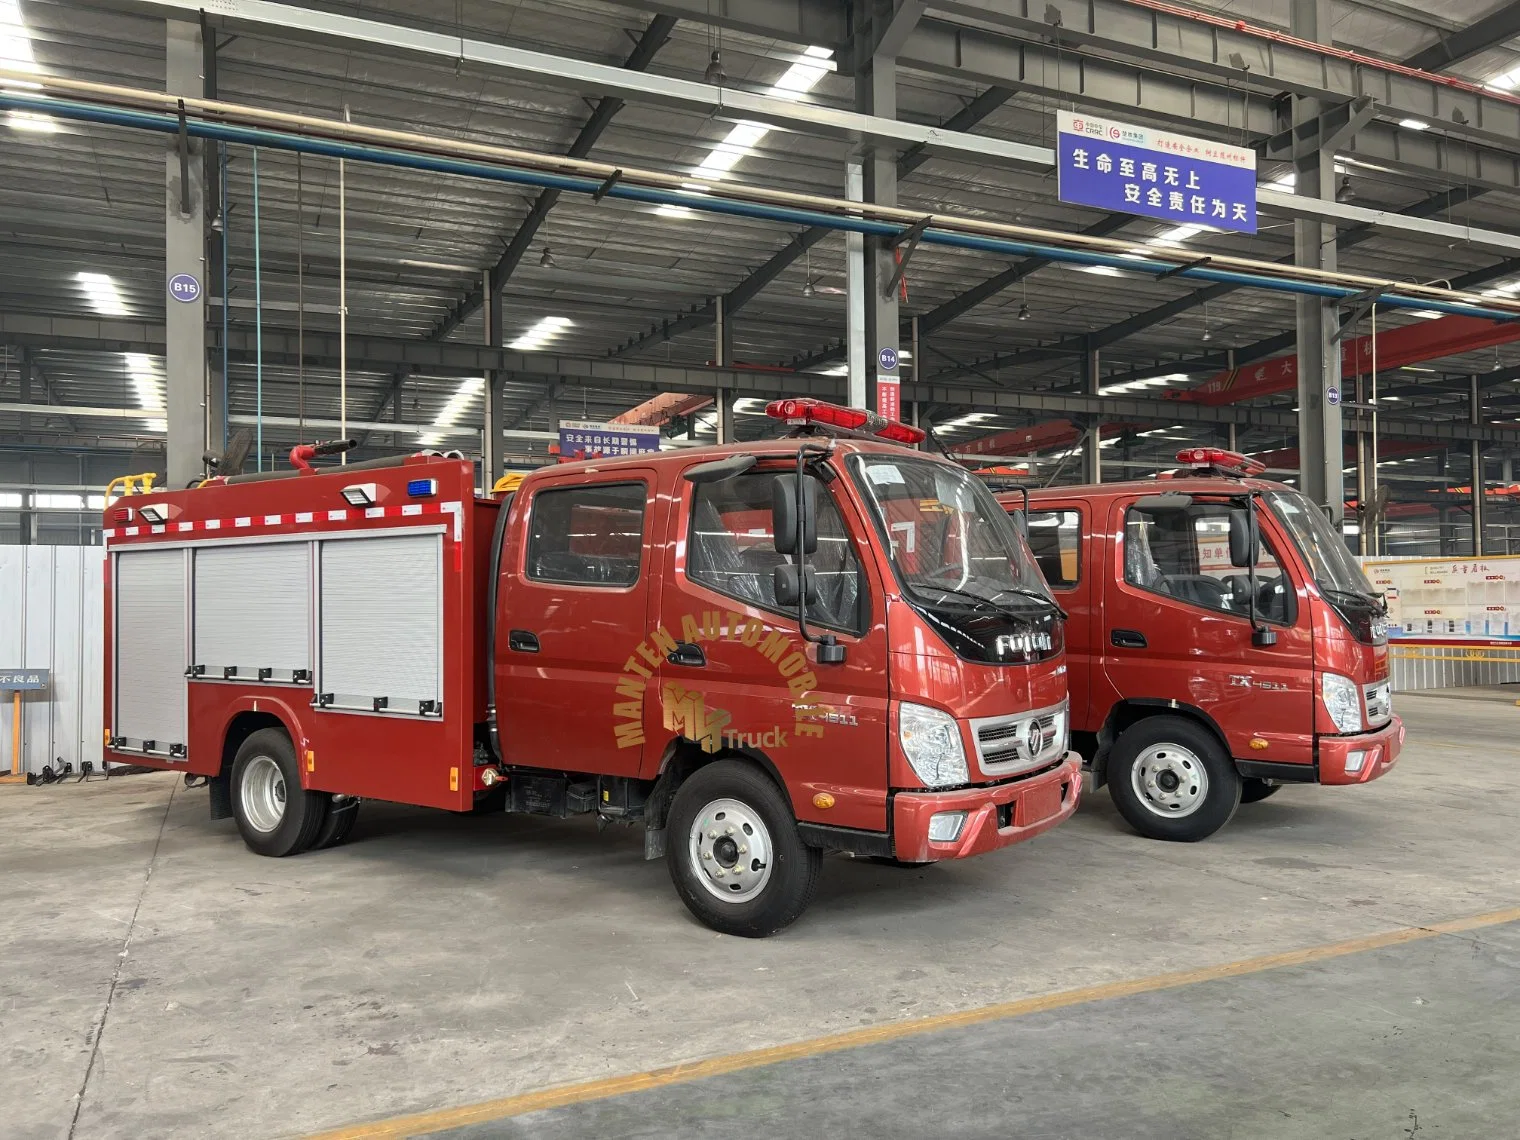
[101, 400, 1080, 936]
[999, 448, 1403, 842]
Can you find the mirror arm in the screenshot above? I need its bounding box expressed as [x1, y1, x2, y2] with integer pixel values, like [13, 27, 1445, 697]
[1246, 491, 1277, 647]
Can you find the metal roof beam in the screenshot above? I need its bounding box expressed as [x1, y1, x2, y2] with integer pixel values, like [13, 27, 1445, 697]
[871, 0, 930, 59]
[916, 2, 1520, 156]
[1402, 2, 1520, 72]
[611, 83, 1017, 358]
[426, 14, 677, 342]
[623, 0, 848, 48]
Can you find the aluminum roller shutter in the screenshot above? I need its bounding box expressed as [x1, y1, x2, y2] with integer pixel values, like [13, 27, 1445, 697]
[318, 532, 442, 714]
[193, 542, 311, 681]
[114, 547, 188, 754]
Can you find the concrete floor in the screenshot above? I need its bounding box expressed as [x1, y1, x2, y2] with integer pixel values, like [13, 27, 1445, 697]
[2, 691, 1517, 1140]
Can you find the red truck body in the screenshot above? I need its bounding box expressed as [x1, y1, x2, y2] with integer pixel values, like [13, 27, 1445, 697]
[103, 424, 1079, 934]
[999, 453, 1403, 840]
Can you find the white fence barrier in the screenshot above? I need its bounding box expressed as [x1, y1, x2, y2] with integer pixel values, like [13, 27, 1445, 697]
[0, 545, 104, 776]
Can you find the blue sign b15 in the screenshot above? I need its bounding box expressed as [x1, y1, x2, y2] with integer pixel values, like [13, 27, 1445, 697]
[1056, 111, 1258, 235]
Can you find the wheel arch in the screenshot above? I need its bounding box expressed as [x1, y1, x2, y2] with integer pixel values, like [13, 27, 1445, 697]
[1094, 699, 1232, 786]
[648, 737, 792, 833]
[209, 698, 310, 819]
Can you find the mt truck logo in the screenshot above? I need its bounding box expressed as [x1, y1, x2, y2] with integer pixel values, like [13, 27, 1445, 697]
[610, 612, 832, 752]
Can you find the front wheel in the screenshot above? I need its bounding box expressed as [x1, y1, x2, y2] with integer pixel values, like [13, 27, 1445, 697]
[666, 760, 822, 937]
[1107, 716, 1240, 842]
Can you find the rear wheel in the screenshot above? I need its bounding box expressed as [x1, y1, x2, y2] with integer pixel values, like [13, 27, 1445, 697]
[230, 729, 328, 857]
[1239, 778, 1281, 804]
[1107, 716, 1240, 842]
[666, 760, 822, 937]
[312, 797, 360, 848]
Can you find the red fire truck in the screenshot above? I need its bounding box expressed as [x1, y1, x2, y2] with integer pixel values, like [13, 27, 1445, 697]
[998, 448, 1403, 842]
[101, 400, 1080, 936]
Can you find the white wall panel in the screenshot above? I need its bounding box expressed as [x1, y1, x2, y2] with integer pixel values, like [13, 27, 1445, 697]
[0, 546, 104, 776]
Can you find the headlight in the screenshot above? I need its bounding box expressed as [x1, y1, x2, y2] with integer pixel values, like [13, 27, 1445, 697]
[898, 702, 969, 788]
[1321, 672, 1363, 734]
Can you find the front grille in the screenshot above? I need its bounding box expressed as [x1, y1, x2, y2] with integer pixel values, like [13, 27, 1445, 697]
[1364, 680, 1392, 727]
[971, 701, 1067, 777]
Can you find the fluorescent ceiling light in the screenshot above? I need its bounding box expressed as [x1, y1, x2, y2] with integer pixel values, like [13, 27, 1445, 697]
[0, 0, 44, 91]
[1264, 173, 1296, 192]
[1489, 64, 1520, 89]
[420, 376, 485, 446]
[124, 351, 166, 434]
[78, 271, 128, 316]
[1398, 118, 1429, 131]
[7, 110, 55, 132]
[733, 397, 768, 415]
[654, 204, 696, 218]
[936, 412, 997, 432]
[1149, 224, 1206, 247]
[1408, 310, 1443, 320]
[1082, 265, 1124, 277]
[508, 315, 573, 352]
[676, 49, 832, 193]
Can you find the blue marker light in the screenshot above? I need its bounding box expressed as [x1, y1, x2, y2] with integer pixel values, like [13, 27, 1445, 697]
[407, 478, 438, 498]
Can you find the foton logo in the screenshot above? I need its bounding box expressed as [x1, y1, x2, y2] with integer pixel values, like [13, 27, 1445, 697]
[994, 631, 1054, 658]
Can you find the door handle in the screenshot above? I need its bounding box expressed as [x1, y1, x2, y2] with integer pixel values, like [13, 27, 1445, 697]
[508, 629, 540, 653]
[1110, 629, 1148, 649]
[667, 641, 706, 668]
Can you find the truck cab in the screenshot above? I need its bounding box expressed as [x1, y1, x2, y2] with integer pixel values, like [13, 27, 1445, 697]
[999, 447, 1403, 841]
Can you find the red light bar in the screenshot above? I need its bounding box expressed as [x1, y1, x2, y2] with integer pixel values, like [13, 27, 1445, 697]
[1176, 447, 1267, 477]
[764, 397, 926, 444]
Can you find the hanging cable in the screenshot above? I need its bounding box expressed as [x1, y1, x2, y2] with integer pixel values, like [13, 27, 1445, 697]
[219, 141, 229, 452]
[252, 145, 264, 471]
[339, 104, 350, 462]
[297, 150, 305, 443]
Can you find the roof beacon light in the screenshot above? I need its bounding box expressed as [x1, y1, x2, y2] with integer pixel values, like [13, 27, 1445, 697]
[764, 398, 926, 445]
[1176, 447, 1267, 478]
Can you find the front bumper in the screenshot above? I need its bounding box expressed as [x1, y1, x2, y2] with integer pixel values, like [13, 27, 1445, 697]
[1319, 715, 1404, 785]
[892, 751, 1082, 863]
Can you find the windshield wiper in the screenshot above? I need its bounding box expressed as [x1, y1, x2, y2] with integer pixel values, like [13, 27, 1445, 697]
[913, 582, 1067, 621]
[1321, 584, 1384, 610]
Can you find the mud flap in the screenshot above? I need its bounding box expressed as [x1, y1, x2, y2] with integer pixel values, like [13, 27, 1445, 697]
[208, 774, 233, 820]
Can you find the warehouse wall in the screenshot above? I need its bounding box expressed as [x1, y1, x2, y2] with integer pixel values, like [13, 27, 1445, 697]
[0, 545, 104, 776]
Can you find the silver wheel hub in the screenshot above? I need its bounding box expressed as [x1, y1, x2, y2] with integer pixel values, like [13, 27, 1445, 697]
[241, 755, 288, 834]
[1132, 743, 1208, 818]
[688, 797, 773, 904]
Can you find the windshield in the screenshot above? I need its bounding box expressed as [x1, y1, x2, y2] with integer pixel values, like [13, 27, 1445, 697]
[1266, 490, 1375, 598]
[851, 454, 1049, 605]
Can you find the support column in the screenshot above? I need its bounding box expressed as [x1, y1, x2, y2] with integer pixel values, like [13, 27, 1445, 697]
[165, 20, 208, 489]
[1081, 339, 1102, 484]
[714, 295, 731, 444]
[855, 28, 899, 416]
[1437, 451, 1451, 556]
[202, 17, 225, 454]
[1289, 0, 1345, 522]
[18, 351, 33, 545]
[845, 161, 867, 410]
[482, 270, 504, 490]
[1471, 375, 1485, 556]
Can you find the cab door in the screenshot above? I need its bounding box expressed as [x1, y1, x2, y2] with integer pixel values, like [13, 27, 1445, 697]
[496, 470, 663, 777]
[656, 460, 892, 833]
[1025, 501, 1092, 727]
[1101, 493, 1315, 764]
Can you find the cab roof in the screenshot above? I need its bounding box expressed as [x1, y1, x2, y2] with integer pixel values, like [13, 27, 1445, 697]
[1003, 474, 1289, 502]
[543, 435, 941, 478]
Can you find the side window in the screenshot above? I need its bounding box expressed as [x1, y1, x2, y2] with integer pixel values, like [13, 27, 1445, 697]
[525, 482, 646, 587]
[1026, 509, 1080, 589]
[1125, 501, 1293, 623]
[688, 471, 864, 632]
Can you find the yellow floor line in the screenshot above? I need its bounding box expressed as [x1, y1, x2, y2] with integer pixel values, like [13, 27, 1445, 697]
[305, 904, 1520, 1140]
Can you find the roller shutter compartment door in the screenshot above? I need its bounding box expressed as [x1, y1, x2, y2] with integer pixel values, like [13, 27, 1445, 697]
[193, 542, 311, 682]
[318, 532, 443, 715]
[114, 547, 188, 756]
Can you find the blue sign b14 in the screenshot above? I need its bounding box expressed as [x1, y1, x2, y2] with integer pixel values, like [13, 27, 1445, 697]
[1056, 111, 1258, 235]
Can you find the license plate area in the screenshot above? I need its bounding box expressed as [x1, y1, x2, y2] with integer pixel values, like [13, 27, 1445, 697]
[1018, 782, 1063, 827]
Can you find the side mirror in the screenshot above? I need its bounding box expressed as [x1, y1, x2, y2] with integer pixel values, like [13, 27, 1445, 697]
[772, 564, 818, 608]
[772, 474, 818, 556]
[1009, 508, 1028, 538]
[1228, 508, 1259, 568]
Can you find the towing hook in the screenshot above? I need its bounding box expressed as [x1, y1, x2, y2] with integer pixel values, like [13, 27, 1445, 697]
[480, 768, 504, 787]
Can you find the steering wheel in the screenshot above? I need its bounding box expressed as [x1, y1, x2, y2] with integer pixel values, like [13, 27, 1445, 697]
[1166, 574, 1231, 608]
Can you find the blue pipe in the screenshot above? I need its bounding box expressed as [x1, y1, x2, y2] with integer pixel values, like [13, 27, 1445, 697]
[252, 146, 263, 471]
[6, 91, 1517, 323]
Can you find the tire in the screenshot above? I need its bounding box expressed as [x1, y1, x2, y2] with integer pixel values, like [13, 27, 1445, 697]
[1107, 716, 1240, 842]
[312, 797, 360, 848]
[230, 728, 328, 857]
[666, 760, 823, 938]
[1239, 778, 1281, 804]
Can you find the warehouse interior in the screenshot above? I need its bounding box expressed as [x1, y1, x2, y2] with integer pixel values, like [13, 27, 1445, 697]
[4, 0, 1520, 1137]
